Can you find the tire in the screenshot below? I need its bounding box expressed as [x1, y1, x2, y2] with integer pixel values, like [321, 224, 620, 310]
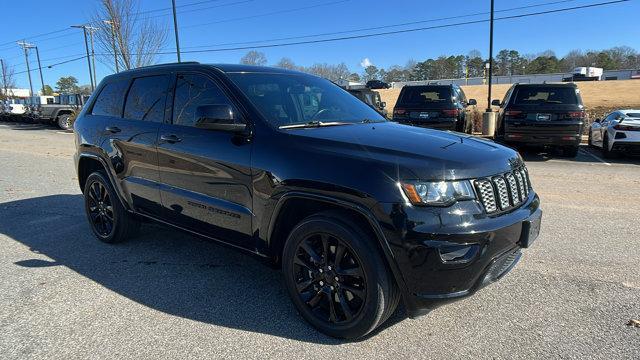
[562, 145, 579, 158]
[83, 171, 139, 243]
[57, 114, 73, 130]
[282, 212, 399, 339]
[587, 131, 593, 147]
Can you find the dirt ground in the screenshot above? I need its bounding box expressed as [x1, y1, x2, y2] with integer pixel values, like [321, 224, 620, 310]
[379, 79, 640, 115]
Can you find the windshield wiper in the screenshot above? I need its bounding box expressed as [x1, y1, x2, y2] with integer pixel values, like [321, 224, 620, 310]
[279, 121, 352, 129]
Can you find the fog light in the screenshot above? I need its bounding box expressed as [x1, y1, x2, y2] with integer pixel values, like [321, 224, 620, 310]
[439, 244, 479, 264]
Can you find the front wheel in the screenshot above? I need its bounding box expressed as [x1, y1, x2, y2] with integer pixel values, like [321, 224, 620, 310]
[282, 213, 399, 339]
[602, 135, 617, 159]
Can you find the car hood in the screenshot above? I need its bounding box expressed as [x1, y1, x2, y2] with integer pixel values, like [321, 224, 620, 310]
[285, 121, 523, 181]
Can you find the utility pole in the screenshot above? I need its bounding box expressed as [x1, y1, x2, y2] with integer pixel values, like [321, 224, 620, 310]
[17, 41, 34, 97]
[87, 26, 99, 88]
[1, 59, 8, 97]
[71, 25, 95, 91]
[486, 0, 495, 112]
[29, 45, 46, 95]
[104, 20, 119, 72]
[171, 0, 182, 62]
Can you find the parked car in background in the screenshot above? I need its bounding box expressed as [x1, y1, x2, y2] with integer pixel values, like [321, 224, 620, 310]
[365, 79, 390, 89]
[392, 84, 476, 133]
[28, 94, 87, 130]
[562, 66, 603, 82]
[346, 88, 388, 118]
[493, 83, 585, 157]
[588, 109, 640, 158]
[1, 98, 27, 117]
[74, 62, 541, 339]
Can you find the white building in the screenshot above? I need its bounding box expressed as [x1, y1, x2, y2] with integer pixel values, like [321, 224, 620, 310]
[1, 88, 32, 98]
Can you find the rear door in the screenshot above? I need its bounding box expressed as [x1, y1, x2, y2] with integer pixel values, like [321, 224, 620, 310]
[504, 86, 584, 137]
[90, 74, 168, 217]
[156, 72, 253, 247]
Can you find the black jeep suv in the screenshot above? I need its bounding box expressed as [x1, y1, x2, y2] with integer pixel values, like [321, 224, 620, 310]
[493, 83, 585, 157]
[74, 63, 541, 339]
[392, 84, 477, 133]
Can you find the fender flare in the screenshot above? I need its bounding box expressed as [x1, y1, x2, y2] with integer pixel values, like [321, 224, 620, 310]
[267, 191, 409, 300]
[77, 152, 132, 212]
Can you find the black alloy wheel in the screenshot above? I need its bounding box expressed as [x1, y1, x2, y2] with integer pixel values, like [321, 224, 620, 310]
[293, 232, 367, 324]
[86, 180, 114, 237]
[84, 171, 139, 243]
[283, 213, 399, 339]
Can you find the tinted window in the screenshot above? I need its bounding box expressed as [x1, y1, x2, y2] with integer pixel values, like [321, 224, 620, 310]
[398, 86, 452, 105]
[228, 73, 385, 127]
[124, 75, 169, 122]
[512, 87, 578, 106]
[172, 74, 233, 127]
[91, 79, 129, 117]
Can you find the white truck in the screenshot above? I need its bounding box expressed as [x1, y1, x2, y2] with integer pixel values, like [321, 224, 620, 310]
[564, 67, 604, 81]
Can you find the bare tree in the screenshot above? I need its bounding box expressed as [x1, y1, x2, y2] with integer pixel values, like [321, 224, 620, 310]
[275, 57, 297, 70]
[240, 51, 267, 66]
[92, 0, 167, 71]
[0, 60, 16, 99]
[306, 63, 350, 81]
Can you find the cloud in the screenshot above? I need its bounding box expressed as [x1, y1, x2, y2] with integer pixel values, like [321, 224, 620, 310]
[360, 58, 373, 68]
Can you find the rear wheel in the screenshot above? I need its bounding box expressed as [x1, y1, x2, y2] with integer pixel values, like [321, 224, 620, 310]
[602, 135, 617, 159]
[57, 114, 73, 130]
[282, 213, 399, 339]
[84, 171, 139, 243]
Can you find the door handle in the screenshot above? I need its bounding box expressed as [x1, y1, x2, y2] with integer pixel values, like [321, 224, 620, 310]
[105, 126, 121, 133]
[160, 134, 182, 143]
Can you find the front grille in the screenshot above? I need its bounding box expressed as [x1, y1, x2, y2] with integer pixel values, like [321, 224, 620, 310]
[475, 166, 532, 214]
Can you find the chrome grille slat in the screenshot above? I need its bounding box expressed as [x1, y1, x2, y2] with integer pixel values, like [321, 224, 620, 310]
[493, 176, 510, 210]
[514, 171, 526, 201]
[505, 173, 520, 205]
[476, 180, 497, 213]
[519, 168, 529, 196]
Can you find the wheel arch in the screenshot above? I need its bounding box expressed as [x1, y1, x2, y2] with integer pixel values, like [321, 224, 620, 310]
[267, 192, 409, 299]
[77, 153, 131, 212]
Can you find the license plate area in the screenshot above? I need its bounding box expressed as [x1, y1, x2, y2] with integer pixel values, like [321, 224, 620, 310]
[519, 211, 542, 248]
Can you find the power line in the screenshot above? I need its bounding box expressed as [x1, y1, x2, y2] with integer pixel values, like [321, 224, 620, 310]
[116, 0, 628, 56]
[178, 0, 583, 50]
[13, 56, 88, 76]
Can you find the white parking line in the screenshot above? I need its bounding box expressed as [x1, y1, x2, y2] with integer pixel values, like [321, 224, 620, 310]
[579, 149, 611, 166]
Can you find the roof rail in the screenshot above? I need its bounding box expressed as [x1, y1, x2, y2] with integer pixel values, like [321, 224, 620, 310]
[123, 61, 200, 72]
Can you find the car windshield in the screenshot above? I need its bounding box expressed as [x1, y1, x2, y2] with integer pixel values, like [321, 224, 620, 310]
[513, 87, 579, 105]
[227, 72, 386, 128]
[398, 86, 452, 105]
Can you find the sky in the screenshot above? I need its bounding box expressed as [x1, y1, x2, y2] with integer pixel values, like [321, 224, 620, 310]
[1, 0, 638, 90]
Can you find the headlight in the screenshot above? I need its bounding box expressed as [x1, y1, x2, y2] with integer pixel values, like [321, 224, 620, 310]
[400, 180, 475, 206]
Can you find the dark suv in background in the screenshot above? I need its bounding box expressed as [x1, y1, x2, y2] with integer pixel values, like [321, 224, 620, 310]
[392, 84, 477, 133]
[493, 83, 585, 157]
[74, 63, 541, 339]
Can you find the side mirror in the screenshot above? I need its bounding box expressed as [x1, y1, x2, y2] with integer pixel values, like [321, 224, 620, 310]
[467, 99, 477, 106]
[195, 104, 246, 132]
[380, 101, 386, 108]
[491, 99, 501, 106]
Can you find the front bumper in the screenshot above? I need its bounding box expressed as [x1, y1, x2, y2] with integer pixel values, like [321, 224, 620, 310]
[611, 140, 640, 154]
[375, 192, 541, 317]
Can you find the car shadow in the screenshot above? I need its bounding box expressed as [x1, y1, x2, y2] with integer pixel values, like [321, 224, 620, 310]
[0, 194, 405, 343]
[0, 121, 62, 132]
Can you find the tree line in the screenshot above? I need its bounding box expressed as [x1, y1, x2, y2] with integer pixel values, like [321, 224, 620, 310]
[241, 46, 640, 83]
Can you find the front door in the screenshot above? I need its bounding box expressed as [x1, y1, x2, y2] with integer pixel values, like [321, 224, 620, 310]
[157, 72, 253, 247]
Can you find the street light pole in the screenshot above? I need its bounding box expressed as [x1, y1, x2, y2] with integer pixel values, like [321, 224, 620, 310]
[17, 41, 34, 97]
[171, 0, 182, 62]
[486, 0, 495, 112]
[1, 59, 8, 97]
[104, 20, 119, 72]
[72, 25, 95, 91]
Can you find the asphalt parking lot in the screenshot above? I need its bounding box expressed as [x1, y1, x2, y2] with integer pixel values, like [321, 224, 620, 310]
[1, 122, 638, 359]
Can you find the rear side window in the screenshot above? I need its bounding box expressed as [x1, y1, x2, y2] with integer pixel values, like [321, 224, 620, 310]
[124, 75, 170, 122]
[91, 79, 129, 117]
[399, 86, 452, 105]
[172, 74, 234, 127]
[512, 87, 579, 106]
